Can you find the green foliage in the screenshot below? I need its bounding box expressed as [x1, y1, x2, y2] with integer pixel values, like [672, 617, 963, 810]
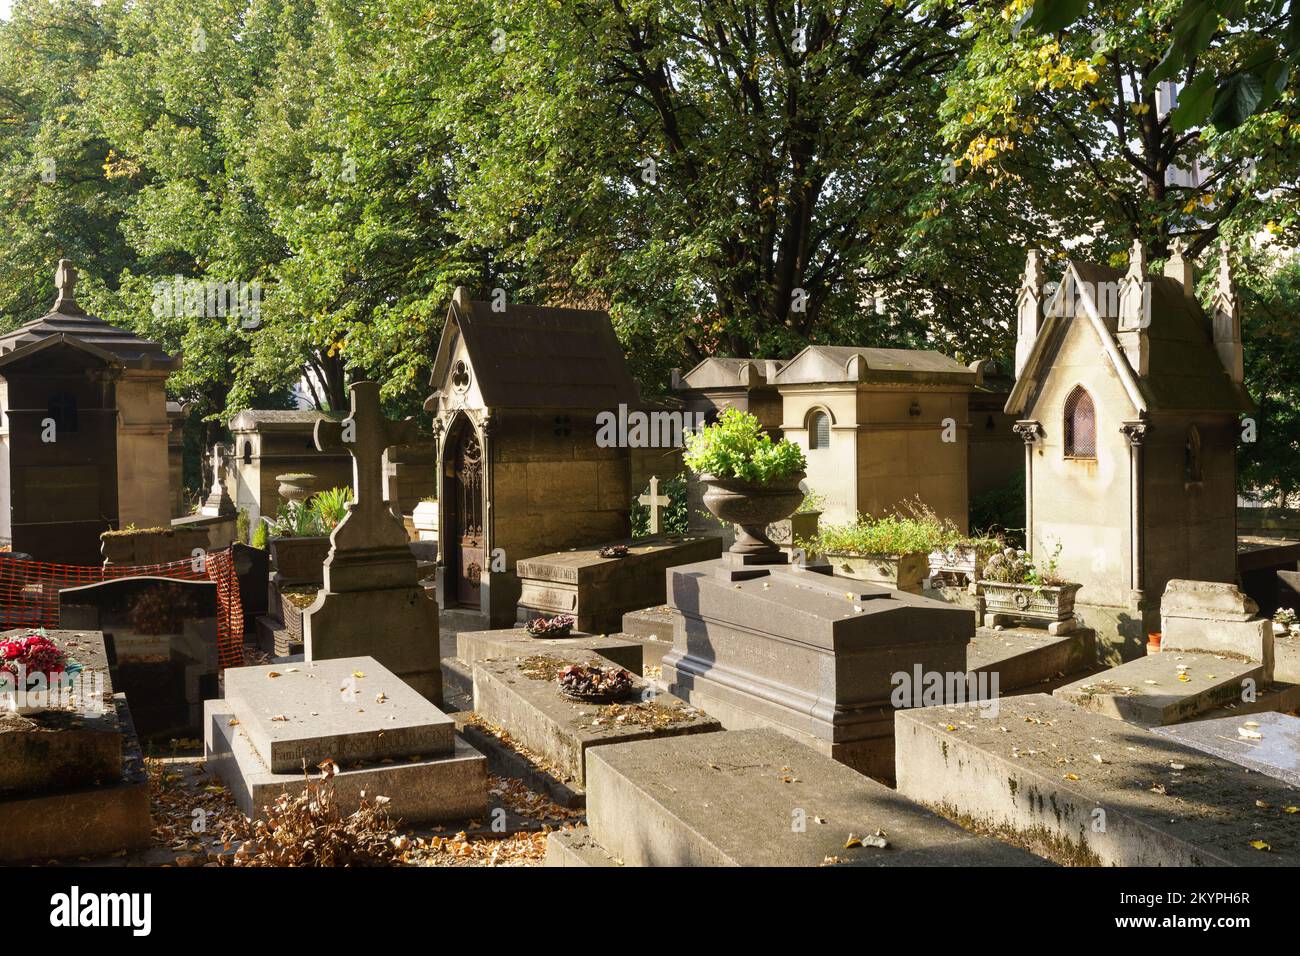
[310, 486, 353, 531]
[236, 508, 251, 546]
[684, 409, 806, 483]
[795, 489, 827, 515]
[268, 500, 325, 538]
[630, 473, 691, 538]
[251, 519, 268, 550]
[802, 513, 954, 558]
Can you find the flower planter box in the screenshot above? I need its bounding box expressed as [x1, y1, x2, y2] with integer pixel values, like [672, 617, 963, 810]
[927, 544, 988, 590]
[100, 526, 211, 568]
[269, 535, 331, 588]
[979, 581, 1082, 634]
[822, 551, 929, 594]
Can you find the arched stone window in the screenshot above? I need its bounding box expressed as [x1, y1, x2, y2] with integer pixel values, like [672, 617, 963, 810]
[1063, 386, 1096, 459]
[242, 442, 253, 465]
[808, 410, 831, 450]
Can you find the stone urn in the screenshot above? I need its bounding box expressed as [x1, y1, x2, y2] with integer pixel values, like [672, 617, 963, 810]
[699, 472, 805, 557]
[276, 473, 318, 504]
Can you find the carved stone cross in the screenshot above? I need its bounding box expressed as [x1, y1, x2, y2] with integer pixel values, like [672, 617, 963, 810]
[201, 442, 235, 516]
[314, 381, 420, 554]
[638, 476, 671, 536]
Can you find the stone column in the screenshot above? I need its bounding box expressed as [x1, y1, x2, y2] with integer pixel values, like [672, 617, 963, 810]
[1120, 420, 1150, 597]
[1012, 420, 1040, 547]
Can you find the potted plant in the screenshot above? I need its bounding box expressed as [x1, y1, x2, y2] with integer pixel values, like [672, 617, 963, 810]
[1, 630, 69, 715]
[684, 409, 807, 557]
[266, 492, 333, 588]
[801, 510, 949, 593]
[977, 544, 1082, 633]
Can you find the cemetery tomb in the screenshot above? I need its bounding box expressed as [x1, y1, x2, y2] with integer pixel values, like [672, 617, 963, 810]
[895, 693, 1300, 866]
[619, 604, 676, 668]
[470, 652, 719, 787]
[554, 728, 1042, 867]
[301, 382, 442, 703]
[1053, 579, 1277, 727]
[205, 656, 486, 824]
[514, 533, 722, 634]
[59, 576, 220, 740]
[1005, 244, 1254, 660]
[0, 261, 180, 564]
[966, 624, 1098, 692]
[1154, 711, 1300, 786]
[226, 409, 351, 528]
[662, 553, 973, 779]
[0, 629, 150, 863]
[443, 627, 643, 704]
[425, 287, 679, 626]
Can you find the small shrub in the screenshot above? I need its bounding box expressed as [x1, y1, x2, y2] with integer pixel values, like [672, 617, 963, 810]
[684, 408, 806, 483]
[310, 486, 353, 530]
[250, 520, 268, 550]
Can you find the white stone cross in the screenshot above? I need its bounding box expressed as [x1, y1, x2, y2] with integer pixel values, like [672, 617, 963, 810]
[638, 476, 671, 536]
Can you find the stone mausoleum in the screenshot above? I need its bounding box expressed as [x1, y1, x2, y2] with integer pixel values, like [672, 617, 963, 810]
[0, 261, 180, 564]
[426, 288, 675, 625]
[1005, 242, 1254, 659]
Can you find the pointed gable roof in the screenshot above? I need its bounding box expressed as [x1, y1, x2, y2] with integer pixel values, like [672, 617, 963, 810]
[676, 357, 786, 390]
[0, 260, 180, 372]
[1005, 258, 1254, 417]
[772, 346, 978, 386]
[425, 288, 639, 411]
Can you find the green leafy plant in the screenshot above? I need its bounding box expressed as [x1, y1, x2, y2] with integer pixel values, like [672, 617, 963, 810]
[310, 486, 353, 531]
[794, 489, 826, 514]
[251, 520, 268, 551]
[236, 508, 251, 546]
[683, 409, 806, 483]
[801, 514, 951, 557]
[269, 500, 326, 538]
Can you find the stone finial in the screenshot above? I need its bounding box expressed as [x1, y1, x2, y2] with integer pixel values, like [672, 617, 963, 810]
[1210, 240, 1244, 384]
[1014, 249, 1046, 379]
[1118, 239, 1151, 350]
[53, 259, 81, 314]
[451, 285, 472, 313]
[1162, 237, 1195, 295]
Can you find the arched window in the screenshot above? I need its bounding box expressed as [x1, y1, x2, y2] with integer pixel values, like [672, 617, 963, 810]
[1063, 386, 1096, 459]
[808, 410, 831, 450]
[242, 442, 253, 465]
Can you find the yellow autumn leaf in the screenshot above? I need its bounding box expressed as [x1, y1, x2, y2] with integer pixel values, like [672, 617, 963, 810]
[1250, 840, 1271, 851]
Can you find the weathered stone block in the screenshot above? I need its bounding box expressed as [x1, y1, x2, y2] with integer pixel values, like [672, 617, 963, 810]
[585, 728, 1041, 866]
[1155, 711, 1300, 786]
[895, 694, 1300, 866]
[471, 656, 719, 786]
[223, 656, 454, 773]
[455, 628, 642, 674]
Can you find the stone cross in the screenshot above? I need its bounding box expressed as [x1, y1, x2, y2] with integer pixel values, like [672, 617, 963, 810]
[638, 476, 671, 536]
[314, 381, 420, 552]
[201, 442, 235, 516]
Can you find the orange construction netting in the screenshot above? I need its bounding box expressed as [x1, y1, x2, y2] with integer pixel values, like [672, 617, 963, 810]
[0, 547, 245, 669]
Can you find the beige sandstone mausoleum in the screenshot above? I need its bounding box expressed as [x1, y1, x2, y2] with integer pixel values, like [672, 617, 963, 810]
[1005, 241, 1254, 659]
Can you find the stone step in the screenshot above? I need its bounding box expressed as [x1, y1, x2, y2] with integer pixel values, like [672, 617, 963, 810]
[895, 693, 1300, 866]
[967, 626, 1097, 692]
[620, 605, 674, 642]
[545, 826, 623, 867]
[1053, 651, 1265, 727]
[450, 710, 584, 809]
[441, 657, 475, 712]
[585, 728, 1044, 866]
[471, 655, 719, 788]
[254, 615, 301, 658]
[204, 699, 487, 825]
[1155, 712, 1300, 786]
[224, 656, 455, 773]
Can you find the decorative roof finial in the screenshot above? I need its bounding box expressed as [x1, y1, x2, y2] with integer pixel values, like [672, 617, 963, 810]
[53, 259, 79, 312]
[1163, 236, 1194, 295]
[1126, 238, 1147, 280]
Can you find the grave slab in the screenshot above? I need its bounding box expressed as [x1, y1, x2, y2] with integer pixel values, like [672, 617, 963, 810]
[895, 693, 1300, 866]
[967, 625, 1097, 691]
[456, 628, 642, 673]
[1155, 712, 1300, 786]
[584, 728, 1044, 866]
[0, 629, 121, 794]
[223, 656, 454, 773]
[620, 605, 675, 667]
[1053, 652, 1264, 727]
[515, 535, 723, 634]
[471, 655, 719, 787]
[205, 700, 486, 824]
